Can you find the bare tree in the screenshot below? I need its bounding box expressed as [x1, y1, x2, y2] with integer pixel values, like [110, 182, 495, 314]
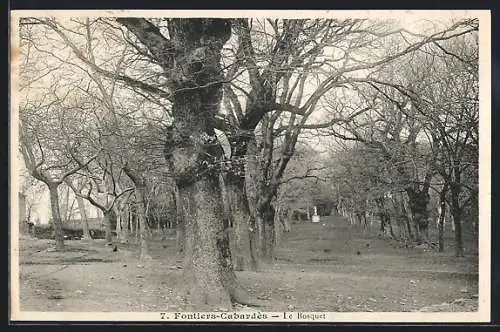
[19, 119, 98, 250]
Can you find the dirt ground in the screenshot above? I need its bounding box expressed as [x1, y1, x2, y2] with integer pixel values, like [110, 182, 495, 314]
[16, 216, 479, 312]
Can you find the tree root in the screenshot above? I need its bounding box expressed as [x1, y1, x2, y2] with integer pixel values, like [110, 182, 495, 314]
[229, 286, 267, 307]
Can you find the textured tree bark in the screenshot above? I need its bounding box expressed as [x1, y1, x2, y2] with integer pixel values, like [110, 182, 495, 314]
[103, 210, 116, 244]
[263, 220, 275, 260]
[178, 178, 235, 305]
[48, 184, 65, 250]
[159, 19, 240, 306]
[225, 176, 257, 271]
[76, 196, 91, 240]
[257, 201, 276, 261]
[245, 137, 262, 267]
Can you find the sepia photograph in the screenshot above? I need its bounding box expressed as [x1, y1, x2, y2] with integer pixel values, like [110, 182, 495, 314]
[9, 10, 491, 322]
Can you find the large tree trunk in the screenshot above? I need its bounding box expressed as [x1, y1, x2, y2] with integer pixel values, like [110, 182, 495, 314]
[148, 18, 250, 307]
[178, 178, 238, 306]
[48, 183, 65, 251]
[76, 196, 91, 240]
[118, 17, 266, 308]
[257, 201, 276, 261]
[225, 176, 257, 271]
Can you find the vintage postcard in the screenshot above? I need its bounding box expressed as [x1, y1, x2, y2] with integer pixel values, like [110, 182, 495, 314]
[9, 9, 491, 322]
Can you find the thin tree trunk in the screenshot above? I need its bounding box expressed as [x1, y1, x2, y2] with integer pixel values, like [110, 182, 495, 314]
[118, 204, 129, 243]
[48, 184, 65, 250]
[401, 194, 414, 241]
[76, 196, 91, 240]
[173, 186, 185, 255]
[130, 210, 136, 242]
[386, 215, 396, 239]
[438, 185, 448, 252]
[451, 185, 464, 257]
[103, 210, 113, 244]
[176, 219, 185, 255]
[135, 185, 152, 262]
[134, 211, 139, 243]
[273, 204, 282, 248]
[120, 208, 130, 244]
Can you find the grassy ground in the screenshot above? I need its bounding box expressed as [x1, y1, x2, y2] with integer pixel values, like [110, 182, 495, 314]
[17, 215, 478, 312]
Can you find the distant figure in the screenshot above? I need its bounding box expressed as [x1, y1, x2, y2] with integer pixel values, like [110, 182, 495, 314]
[113, 246, 118, 252]
[356, 251, 361, 255]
